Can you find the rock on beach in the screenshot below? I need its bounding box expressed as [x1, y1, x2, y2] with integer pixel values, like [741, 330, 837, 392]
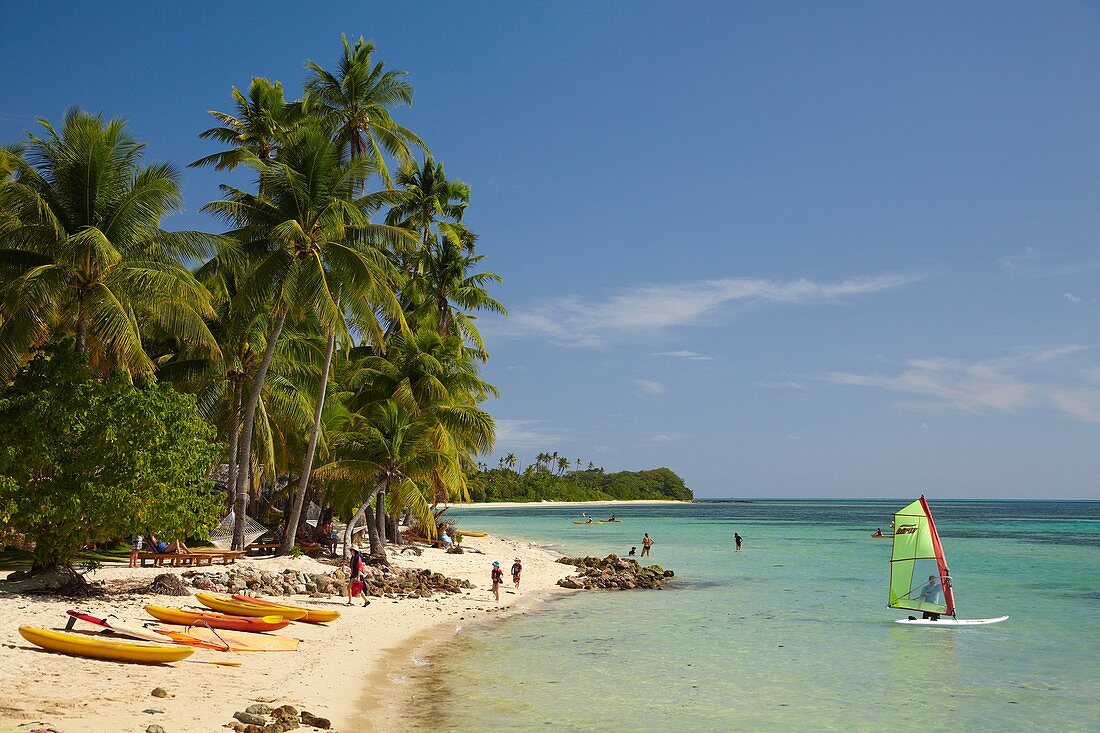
[555, 554, 675, 590]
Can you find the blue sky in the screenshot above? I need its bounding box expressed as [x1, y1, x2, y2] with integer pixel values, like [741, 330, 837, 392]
[2, 2, 1098, 498]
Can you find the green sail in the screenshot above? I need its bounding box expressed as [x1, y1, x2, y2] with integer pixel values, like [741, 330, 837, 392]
[888, 498, 951, 615]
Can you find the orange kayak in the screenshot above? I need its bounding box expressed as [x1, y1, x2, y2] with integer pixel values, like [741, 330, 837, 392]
[153, 626, 298, 652]
[144, 605, 290, 632]
[231, 594, 340, 624]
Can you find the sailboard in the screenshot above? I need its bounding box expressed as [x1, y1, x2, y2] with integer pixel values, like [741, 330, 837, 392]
[888, 496, 1007, 626]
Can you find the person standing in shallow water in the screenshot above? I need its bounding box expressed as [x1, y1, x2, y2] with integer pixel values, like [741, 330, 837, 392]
[641, 533, 654, 557]
[491, 561, 504, 602]
[734, 533, 743, 552]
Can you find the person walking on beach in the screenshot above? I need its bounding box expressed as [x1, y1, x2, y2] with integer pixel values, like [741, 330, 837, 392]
[511, 558, 523, 590]
[641, 533, 654, 557]
[491, 561, 504, 602]
[734, 533, 743, 552]
[346, 545, 370, 607]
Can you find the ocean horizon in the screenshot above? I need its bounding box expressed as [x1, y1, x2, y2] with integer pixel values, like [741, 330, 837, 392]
[399, 499, 1100, 732]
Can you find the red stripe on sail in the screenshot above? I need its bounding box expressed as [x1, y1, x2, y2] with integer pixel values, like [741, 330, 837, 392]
[919, 495, 955, 616]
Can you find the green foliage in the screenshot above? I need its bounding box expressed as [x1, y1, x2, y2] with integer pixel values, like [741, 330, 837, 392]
[466, 466, 693, 503]
[0, 349, 223, 570]
[0, 109, 218, 381]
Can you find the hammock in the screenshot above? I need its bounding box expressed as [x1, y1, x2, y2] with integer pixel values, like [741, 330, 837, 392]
[209, 511, 268, 550]
[305, 501, 322, 528]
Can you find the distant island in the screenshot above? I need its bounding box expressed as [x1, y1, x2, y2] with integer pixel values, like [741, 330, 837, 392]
[467, 454, 693, 502]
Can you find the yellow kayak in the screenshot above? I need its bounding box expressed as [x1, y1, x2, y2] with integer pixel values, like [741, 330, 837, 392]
[232, 594, 340, 624]
[196, 593, 309, 621]
[455, 530, 488, 538]
[19, 626, 194, 664]
[573, 520, 604, 525]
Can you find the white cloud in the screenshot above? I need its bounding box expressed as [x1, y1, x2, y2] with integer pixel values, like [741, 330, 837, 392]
[634, 379, 666, 395]
[652, 350, 713, 361]
[758, 380, 807, 390]
[493, 419, 572, 450]
[490, 273, 920, 347]
[644, 433, 683, 443]
[998, 247, 1096, 278]
[1065, 292, 1082, 303]
[822, 345, 1100, 422]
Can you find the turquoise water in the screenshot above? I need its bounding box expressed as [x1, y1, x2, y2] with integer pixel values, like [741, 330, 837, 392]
[402, 500, 1100, 732]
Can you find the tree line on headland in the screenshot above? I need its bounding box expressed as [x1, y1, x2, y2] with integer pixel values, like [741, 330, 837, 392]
[0, 36, 507, 571]
[467, 453, 693, 502]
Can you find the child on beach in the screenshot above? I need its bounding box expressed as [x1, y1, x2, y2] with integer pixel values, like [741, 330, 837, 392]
[129, 535, 142, 567]
[641, 533, 654, 557]
[491, 561, 504, 602]
[628, 546, 636, 556]
[511, 558, 522, 590]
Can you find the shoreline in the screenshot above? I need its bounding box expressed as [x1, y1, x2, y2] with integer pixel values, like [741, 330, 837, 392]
[361, 574, 569, 731]
[443, 499, 692, 510]
[0, 534, 570, 733]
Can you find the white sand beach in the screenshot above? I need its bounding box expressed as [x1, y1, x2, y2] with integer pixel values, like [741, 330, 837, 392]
[444, 499, 691, 510]
[0, 535, 569, 733]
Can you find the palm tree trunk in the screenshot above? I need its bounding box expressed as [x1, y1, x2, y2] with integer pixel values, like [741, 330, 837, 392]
[364, 503, 380, 556]
[343, 500, 369, 558]
[224, 378, 243, 510]
[232, 308, 289, 549]
[366, 489, 386, 560]
[376, 490, 388, 545]
[278, 330, 336, 555]
[342, 481, 384, 557]
[74, 316, 87, 355]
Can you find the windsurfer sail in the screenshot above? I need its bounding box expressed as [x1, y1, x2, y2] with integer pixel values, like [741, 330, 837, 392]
[888, 496, 956, 618]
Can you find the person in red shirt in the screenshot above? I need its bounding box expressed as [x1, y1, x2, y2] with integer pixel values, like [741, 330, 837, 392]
[491, 561, 504, 602]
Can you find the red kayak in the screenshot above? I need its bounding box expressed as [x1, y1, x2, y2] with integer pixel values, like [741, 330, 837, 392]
[144, 604, 291, 632]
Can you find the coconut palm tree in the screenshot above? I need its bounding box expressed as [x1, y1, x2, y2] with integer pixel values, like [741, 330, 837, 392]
[317, 399, 447, 560]
[192, 78, 304, 171]
[383, 157, 504, 355]
[201, 122, 406, 548]
[385, 155, 469, 267]
[346, 329, 496, 510]
[0, 109, 218, 380]
[504, 453, 517, 471]
[411, 237, 505, 358]
[304, 35, 427, 185]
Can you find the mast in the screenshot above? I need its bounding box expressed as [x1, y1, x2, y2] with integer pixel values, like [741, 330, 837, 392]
[919, 495, 955, 617]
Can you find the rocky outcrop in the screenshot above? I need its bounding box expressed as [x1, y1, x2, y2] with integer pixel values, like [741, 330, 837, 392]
[184, 565, 474, 599]
[556, 554, 675, 590]
[146, 573, 189, 595]
[227, 703, 331, 731]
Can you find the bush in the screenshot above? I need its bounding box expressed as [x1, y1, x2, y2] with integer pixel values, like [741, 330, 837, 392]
[0, 350, 223, 570]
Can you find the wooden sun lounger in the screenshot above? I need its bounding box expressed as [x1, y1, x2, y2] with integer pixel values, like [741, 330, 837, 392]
[189, 549, 245, 565]
[245, 542, 280, 556]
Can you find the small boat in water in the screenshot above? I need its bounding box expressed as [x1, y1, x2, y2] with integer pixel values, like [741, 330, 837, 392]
[887, 496, 1007, 626]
